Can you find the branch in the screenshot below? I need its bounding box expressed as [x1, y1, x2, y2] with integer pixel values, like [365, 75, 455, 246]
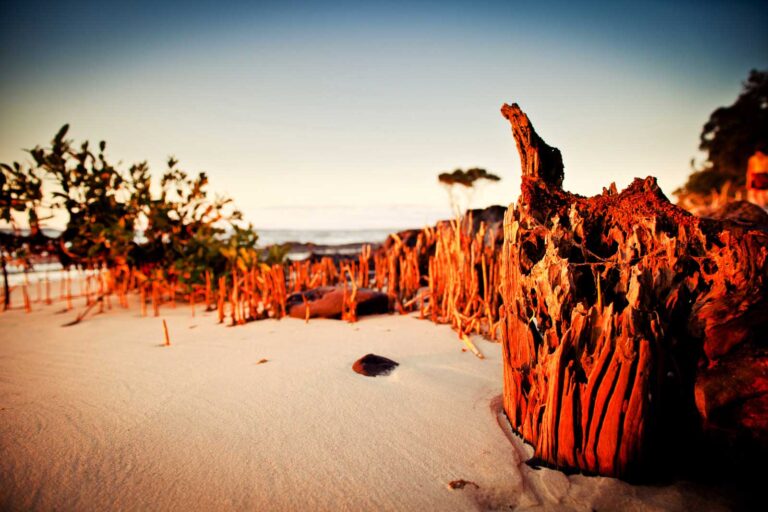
[501, 103, 564, 189]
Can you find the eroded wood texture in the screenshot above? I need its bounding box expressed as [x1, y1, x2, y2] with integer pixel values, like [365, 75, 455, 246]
[499, 103, 768, 479]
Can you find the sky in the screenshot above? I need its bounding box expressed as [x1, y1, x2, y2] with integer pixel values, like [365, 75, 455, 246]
[1, 0, 766, 230]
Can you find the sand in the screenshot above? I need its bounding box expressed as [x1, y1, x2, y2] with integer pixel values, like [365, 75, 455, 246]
[0, 299, 739, 511]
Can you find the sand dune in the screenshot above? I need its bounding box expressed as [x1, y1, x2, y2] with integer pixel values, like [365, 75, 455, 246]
[0, 302, 736, 511]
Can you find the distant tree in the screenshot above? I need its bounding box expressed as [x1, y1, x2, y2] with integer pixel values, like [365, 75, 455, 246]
[679, 69, 768, 195]
[438, 167, 501, 216]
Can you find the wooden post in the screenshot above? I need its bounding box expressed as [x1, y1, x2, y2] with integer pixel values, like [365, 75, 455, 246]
[22, 282, 31, 313]
[162, 319, 171, 346]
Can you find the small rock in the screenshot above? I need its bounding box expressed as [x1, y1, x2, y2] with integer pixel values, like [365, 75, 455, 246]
[709, 200, 768, 226]
[286, 286, 390, 320]
[352, 354, 398, 377]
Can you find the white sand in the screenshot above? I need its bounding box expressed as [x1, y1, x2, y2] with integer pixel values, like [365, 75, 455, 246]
[0, 300, 735, 511]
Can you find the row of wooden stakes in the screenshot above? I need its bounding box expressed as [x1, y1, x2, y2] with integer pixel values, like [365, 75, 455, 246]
[2, 219, 504, 355]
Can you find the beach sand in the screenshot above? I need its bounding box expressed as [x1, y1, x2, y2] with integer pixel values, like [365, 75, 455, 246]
[0, 300, 737, 511]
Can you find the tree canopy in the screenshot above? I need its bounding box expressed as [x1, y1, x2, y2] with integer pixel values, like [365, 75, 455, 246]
[0, 125, 270, 307]
[438, 167, 501, 188]
[680, 69, 768, 194]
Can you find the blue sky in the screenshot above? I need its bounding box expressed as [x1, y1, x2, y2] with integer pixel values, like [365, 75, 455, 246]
[1, 1, 766, 229]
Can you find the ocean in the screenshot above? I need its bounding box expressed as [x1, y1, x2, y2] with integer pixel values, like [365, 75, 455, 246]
[255, 228, 398, 247]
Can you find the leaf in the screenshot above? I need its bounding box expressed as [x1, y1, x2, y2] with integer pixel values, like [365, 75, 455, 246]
[54, 124, 70, 144]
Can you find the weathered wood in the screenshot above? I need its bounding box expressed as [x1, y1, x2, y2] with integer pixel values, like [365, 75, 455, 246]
[499, 103, 768, 479]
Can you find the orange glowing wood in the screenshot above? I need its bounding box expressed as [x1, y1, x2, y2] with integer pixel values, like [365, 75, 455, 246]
[97, 278, 104, 313]
[495, 102, 768, 479]
[152, 282, 160, 317]
[102, 273, 110, 311]
[162, 319, 171, 346]
[245, 269, 253, 320]
[140, 285, 147, 317]
[46, 209, 504, 337]
[389, 253, 398, 299]
[22, 283, 31, 313]
[231, 268, 239, 326]
[359, 244, 371, 288]
[217, 276, 226, 324]
[121, 270, 130, 308]
[460, 333, 484, 359]
[344, 266, 358, 323]
[340, 277, 349, 321]
[273, 265, 287, 317]
[205, 271, 212, 310]
[66, 276, 73, 311]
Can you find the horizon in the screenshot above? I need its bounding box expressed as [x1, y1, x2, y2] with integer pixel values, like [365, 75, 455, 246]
[2, 0, 766, 230]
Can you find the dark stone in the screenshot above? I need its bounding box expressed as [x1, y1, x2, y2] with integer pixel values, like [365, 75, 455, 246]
[305, 252, 359, 265]
[462, 205, 507, 246]
[708, 200, 768, 227]
[695, 343, 768, 461]
[464, 204, 506, 229]
[352, 354, 399, 377]
[382, 228, 422, 250]
[382, 205, 507, 253]
[286, 286, 390, 319]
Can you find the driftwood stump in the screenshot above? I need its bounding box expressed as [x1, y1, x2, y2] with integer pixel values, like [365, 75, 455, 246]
[499, 103, 768, 479]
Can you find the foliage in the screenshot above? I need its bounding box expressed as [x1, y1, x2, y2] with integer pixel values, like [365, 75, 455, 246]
[0, 160, 44, 230]
[438, 167, 501, 187]
[135, 157, 255, 282]
[26, 125, 141, 266]
[218, 224, 260, 275]
[679, 69, 768, 195]
[261, 243, 292, 265]
[1, 140, 52, 287]
[0, 125, 259, 287]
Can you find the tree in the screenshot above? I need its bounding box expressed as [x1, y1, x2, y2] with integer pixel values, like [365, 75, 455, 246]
[136, 157, 251, 282]
[438, 167, 501, 216]
[679, 69, 768, 195]
[27, 125, 142, 268]
[0, 125, 259, 306]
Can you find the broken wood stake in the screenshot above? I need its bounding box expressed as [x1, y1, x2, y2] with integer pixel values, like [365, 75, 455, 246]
[162, 319, 171, 347]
